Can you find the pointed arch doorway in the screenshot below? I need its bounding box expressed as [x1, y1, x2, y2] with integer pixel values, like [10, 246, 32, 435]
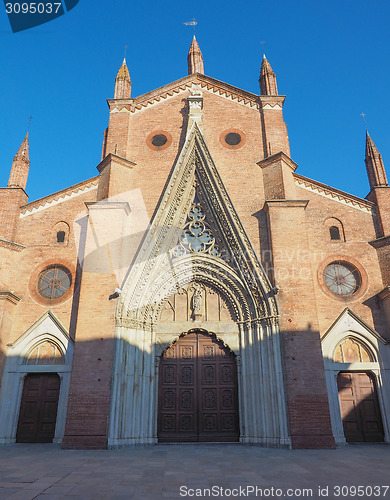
[158, 331, 239, 442]
[337, 371, 384, 443]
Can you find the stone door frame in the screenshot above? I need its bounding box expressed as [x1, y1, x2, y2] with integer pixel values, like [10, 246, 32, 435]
[0, 312, 73, 444]
[321, 309, 390, 445]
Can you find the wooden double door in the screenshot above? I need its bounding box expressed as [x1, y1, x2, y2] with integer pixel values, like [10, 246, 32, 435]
[337, 372, 384, 443]
[158, 331, 239, 442]
[16, 373, 61, 443]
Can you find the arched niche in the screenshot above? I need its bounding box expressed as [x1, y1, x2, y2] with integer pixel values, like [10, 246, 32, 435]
[52, 221, 70, 246]
[324, 217, 345, 242]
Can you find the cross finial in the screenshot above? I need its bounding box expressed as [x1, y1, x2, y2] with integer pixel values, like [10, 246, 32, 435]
[124, 45, 128, 59]
[184, 17, 198, 35]
[260, 40, 266, 56]
[27, 116, 33, 132]
[360, 112, 367, 130]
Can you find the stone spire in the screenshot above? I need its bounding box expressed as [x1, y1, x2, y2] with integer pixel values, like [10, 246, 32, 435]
[187, 36, 204, 75]
[365, 131, 388, 190]
[259, 54, 278, 95]
[8, 132, 30, 190]
[114, 58, 131, 99]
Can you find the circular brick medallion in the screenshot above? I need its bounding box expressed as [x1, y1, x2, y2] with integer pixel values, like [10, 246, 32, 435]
[220, 129, 246, 149]
[146, 131, 172, 151]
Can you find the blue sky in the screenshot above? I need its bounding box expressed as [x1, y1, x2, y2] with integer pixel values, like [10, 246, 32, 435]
[0, 0, 389, 202]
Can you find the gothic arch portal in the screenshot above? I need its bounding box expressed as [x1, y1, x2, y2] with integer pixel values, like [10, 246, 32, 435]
[321, 308, 390, 444]
[0, 311, 74, 444]
[157, 329, 240, 442]
[108, 124, 290, 448]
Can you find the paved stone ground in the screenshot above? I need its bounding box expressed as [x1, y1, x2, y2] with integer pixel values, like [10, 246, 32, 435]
[0, 443, 389, 500]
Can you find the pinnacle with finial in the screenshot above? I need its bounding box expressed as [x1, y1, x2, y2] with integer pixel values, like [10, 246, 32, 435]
[16, 132, 29, 161]
[116, 58, 130, 80]
[114, 56, 132, 99]
[365, 130, 388, 189]
[187, 35, 204, 75]
[259, 55, 278, 95]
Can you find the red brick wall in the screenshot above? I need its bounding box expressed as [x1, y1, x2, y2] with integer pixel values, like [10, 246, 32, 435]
[2, 75, 388, 449]
[0, 188, 28, 242]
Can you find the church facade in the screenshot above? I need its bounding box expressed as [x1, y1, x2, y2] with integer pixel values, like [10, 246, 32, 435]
[0, 38, 389, 449]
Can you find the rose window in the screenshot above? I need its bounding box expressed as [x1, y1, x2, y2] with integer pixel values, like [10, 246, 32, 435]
[37, 265, 72, 300]
[322, 261, 361, 296]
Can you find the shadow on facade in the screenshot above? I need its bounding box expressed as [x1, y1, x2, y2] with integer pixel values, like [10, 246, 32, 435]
[3, 330, 387, 448]
[252, 209, 274, 285]
[363, 295, 390, 342]
[0, 345, 5, 391]
[62, 325, 334, 449]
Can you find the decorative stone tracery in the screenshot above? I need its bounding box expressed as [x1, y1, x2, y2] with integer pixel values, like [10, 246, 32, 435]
[173, 197, 222, 258]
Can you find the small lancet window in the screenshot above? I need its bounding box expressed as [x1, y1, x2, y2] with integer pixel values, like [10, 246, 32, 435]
[24, 340, 65, 365]
[53, 222, 70, 245]
[330, 226, 341, 240]
[333, 337, 374, 363]
[57, 231, 65, 243]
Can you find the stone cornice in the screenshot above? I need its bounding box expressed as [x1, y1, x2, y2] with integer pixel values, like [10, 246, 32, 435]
[264, 199, 309, 210]
[0, 291, 22, 305]
[0, 186, 28, 196]
[109, 74, 261, 114]
[378, 286, 390, 301]
[0, 238, 26, 252]
[258, 95, 286, 110]
[294, 173, 373, 213]
[97, 153, 136, 173]
[85, 200, 131, 215]
[369, 235, 390, 249]
[20, 177, 99, 218]
[107, 98, 133, 111]
[366, 185, 390, 199]
[257, 151, 298, 171]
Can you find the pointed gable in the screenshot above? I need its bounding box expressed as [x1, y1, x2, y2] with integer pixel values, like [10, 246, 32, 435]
[322, 307, 388, 349]
[118, 122, 277, 325]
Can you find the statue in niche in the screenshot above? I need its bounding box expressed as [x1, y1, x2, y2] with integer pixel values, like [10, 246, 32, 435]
[192, 284, 203, 318]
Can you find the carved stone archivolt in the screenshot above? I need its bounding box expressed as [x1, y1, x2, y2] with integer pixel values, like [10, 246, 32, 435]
[116, 124, 277, 324]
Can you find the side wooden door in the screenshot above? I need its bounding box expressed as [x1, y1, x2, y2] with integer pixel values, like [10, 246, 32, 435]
[16, 373, 61, 443]
[337, 372, 384, 443]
